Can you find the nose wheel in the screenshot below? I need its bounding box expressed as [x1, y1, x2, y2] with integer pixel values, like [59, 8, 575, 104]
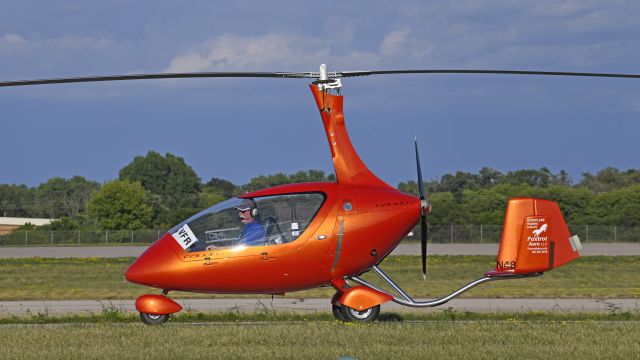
[332, 304, 380, 322]
[140, 312, 169, 325]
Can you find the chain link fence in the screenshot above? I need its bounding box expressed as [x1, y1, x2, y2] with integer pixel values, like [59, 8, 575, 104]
[0, 229, 167, 246]
[0, 225, 639, 246]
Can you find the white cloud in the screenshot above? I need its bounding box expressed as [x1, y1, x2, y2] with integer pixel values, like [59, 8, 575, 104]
[164, 33, 380, 73]
[164, 29, 439, 73]
[379, 29, 410, 56]
[52, 35, 113, 50]
[3, 33, 26, 44]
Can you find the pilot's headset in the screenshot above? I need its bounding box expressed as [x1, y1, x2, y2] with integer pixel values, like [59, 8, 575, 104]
[235, 198, 259, 218]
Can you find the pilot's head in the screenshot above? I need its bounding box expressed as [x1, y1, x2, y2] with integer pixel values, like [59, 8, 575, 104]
[235, 198, 258, 224]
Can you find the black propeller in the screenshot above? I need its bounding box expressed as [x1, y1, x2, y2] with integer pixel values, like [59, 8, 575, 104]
[414, 138, 429, 280]
[3, 67, 640, 87]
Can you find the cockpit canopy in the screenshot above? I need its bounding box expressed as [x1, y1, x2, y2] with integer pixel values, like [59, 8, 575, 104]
[169, 193, 326, 252]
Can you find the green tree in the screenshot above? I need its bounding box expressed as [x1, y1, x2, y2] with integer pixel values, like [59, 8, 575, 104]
[426, 192, 472, 225]
[436, 171, 482, 193]
[463, 188, 507, 225]
[578, 167, 640, 193]
[242, 169, 335, 192]
[502, 167, 553, 187]
[204, 178, 236, 198]
[36, 176, 100, 219]
[200, 177, 237, 208]
[478, 167, 504, 188]
[87, 180, 152, 230]
[119, 151, 201, 226]
[585, 185, 640, 226]
[552, 169, 572, 186]
[41, 217, 81, 230]
[0, 184, 37, 217]
[397, 180, 419, 196]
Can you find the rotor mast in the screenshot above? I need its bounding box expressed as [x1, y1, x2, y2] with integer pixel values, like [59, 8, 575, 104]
[310, 64, 390, 188]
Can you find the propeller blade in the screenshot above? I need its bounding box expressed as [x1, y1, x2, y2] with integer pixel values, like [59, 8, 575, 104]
[414, 138, 428, 280]
[414, 138, 425, 201]
[420, 211, 428, 281]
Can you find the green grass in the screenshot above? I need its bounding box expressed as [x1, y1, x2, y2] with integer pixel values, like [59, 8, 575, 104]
[0, 319, 638, 359]
[0, 256, 637, 300]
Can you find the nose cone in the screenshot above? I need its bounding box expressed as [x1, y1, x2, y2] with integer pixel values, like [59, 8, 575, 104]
[125, 234, 182, 288]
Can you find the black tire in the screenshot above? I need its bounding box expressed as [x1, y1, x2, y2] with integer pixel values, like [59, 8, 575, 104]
[140, 312, 169, 325]
[332, 304, 346, 322]
[340, 304, 380, 323]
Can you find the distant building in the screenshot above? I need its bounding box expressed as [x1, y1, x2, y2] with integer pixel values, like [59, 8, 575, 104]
[0, 217, 53, 235]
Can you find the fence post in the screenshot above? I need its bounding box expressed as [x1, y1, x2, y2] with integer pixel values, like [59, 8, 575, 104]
[131, 230, 134, 244]
[586, 224, 589, 242]
[78, 230, 81, 245]
[106, 230, 109, 244]
[480, 224, 483, 243]
[614, 226, 617, 243]
[450, 225, 454, 243]
[50, 231, 53, 245]
[25, 230, 28, 246]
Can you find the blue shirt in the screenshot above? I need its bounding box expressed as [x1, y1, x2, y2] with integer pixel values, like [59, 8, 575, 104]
[239, 221, 266, 246]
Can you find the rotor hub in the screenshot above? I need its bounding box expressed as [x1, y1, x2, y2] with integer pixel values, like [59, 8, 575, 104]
[315, 64, 342, 92]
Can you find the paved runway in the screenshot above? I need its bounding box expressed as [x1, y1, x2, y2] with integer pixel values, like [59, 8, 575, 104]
[0, 243, 638, 258]
[0, 298, 637, 315]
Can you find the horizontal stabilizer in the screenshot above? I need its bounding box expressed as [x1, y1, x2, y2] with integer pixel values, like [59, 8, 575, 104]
[490, 198, 580, 275]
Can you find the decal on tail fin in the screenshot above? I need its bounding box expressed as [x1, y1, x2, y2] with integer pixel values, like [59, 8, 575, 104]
[493, 198, 580, 275]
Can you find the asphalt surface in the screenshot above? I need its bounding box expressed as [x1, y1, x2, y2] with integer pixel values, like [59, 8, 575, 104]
[0, 243, 638, 258]
[0, 298, 637, 315]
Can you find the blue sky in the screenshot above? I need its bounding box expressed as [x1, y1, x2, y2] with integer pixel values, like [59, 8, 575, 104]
[1, 1, 640, 187]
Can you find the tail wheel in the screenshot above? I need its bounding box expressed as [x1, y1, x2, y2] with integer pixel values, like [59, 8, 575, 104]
[140, 312, 169, 325]
[340, 304, 381, 322]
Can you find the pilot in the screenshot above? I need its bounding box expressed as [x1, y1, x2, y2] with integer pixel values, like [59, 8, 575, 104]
[234, 198, 266, 246]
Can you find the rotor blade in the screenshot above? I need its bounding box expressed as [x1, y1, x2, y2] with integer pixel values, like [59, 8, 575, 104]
[5, 68, 640, 88]
[340, 69, 640, 79]
[0, 71, 320, 88]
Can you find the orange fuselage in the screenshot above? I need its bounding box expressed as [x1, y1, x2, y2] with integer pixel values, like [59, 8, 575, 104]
[125, 85, 421, 294]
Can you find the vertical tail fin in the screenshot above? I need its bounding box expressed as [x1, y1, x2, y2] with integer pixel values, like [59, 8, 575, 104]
[492, 198, 581, 275]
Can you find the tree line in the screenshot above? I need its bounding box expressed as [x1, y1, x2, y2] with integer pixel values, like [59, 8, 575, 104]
[1, 151, 639, 230]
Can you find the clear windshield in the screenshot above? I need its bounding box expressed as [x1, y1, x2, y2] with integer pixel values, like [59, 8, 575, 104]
[169, 193, 325, 252]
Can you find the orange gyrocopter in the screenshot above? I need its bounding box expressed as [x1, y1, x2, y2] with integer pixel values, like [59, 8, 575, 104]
[5, 64, 638, 324]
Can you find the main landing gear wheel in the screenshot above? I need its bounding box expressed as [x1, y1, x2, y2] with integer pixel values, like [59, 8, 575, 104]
[140, 312, 169, 325]
[332, 304, 346, 322]
[337, 304, 381, 322]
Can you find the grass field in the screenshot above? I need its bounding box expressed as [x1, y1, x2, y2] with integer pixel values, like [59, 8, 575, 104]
[2, 256, 636, 359]
[0, 319, 638, 359]
[0, 255, 637, 301]
[2, 307, 638, 324]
